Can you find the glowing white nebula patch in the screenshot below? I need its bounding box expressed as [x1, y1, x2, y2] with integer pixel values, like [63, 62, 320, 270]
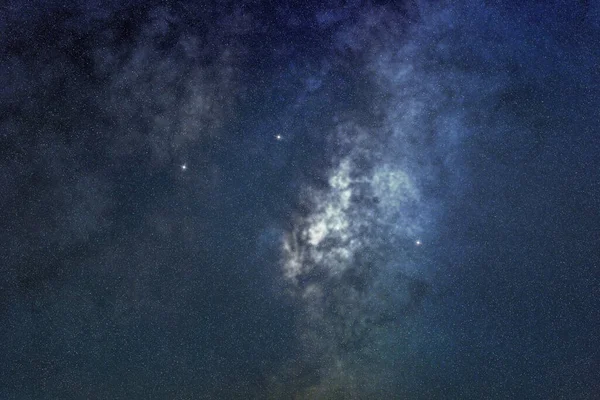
[283, 153, 422, 285]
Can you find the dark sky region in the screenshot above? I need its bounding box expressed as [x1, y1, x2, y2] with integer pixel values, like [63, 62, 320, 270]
[1, 0, 599, 398]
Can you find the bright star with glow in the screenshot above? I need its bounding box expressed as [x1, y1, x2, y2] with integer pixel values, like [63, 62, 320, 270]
[276, 134, 282, 141]
[415, 240, 422, 246]
[181, 163, 187, 171]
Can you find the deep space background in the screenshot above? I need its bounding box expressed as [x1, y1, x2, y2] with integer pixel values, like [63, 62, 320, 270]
[1, 0, 600, 398]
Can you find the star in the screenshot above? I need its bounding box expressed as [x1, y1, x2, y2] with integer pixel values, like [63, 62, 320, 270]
[181, 163, 187, 171]
[275, 134, 283, 141]
[415, 240, 422, 246]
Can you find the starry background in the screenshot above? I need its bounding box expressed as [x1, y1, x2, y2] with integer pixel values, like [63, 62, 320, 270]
[1, 0, 599, 399]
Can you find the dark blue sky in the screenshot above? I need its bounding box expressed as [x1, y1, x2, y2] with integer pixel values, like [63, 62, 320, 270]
[1, 0, 599, 398]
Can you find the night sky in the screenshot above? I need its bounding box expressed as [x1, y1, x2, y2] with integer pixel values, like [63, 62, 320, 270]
[1, 0, 600, 398]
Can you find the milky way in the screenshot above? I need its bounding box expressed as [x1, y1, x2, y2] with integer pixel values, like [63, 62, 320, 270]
[1, 1, 599, 398]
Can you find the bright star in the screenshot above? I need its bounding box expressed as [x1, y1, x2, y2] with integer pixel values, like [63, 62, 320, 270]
[275, 134, 282, 141]
[415, 240, 422, 246]
[181, 163, 187, 171]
